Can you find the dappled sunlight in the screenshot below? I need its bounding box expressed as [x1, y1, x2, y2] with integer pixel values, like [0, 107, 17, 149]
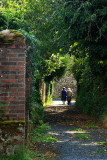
[44, 100, 107, 159]
[52, 99, 76, 107]
[47, 131, 60, 136]
[80, 142, 99, 146]
[64, 130, 87, 134]
[48, 129, 104, 148]
[58, 140, 70, 143]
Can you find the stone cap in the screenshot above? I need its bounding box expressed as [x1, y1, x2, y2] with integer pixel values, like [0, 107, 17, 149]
[0, 30, 26, 48]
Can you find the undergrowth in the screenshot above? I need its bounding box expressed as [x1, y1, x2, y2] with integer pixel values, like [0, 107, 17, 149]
[31, 121, 57, 143]
[82, 123, 99, 129]
[0, 146, 50, 160]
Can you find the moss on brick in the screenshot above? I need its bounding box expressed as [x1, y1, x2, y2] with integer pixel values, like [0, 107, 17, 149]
[0, 29, 25, 45]
[0, 120, 25, 136]
[0, 120, 25, 126]
[10, 30, 24, 38]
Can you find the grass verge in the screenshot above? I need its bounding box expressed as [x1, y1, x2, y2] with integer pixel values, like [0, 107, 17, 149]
[73, 133, 91, 140]
[0, 146, 52, 160]
[82, 123, 99, 129]
[31, 121, 57, 143]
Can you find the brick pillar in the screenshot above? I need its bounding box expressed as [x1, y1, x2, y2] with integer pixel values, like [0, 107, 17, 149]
[0, 30, 26, 121]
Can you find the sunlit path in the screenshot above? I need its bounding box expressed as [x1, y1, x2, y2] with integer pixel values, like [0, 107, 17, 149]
[45, 101, 107, 160]
[52, 99, 76, 107]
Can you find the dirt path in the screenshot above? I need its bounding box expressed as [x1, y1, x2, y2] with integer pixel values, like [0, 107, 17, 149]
[44, 100, 107, 160]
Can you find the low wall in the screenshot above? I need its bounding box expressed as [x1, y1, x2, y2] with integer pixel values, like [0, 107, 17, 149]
[0, 121, 25, 155]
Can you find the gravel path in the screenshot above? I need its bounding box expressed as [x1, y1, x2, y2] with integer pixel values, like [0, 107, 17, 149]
[44, 100, 107, 160]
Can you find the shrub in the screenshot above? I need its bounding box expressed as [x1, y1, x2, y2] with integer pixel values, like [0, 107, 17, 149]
[30, 103, 44, 126]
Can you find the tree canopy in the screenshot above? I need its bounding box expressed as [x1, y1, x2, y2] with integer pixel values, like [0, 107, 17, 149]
[0, 0, 107, 118]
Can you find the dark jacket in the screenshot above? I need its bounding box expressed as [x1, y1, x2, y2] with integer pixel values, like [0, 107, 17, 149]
[61, 89, 66, 101]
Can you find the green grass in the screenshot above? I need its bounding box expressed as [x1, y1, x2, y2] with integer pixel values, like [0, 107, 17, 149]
[73, 133, 91, 140]
[71, 128, 85, 131]
[31, 122, 57, 159]
[0, 147, 25, 160]
[0, 147, 51, 160]
[32, 122, 57, 143]
[97, 142, 107, 146]
[94, 150, 107, 154]
[82, 123, 99, 129]
[24, 149, 49, 160]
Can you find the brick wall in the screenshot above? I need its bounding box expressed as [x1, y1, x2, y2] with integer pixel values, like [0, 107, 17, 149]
[0, 30, 26, 121]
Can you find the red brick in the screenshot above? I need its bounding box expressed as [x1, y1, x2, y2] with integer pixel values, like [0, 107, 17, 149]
[9, 48, 25, 53]
[17, 75, 24, 79]
[0, 84, 9, 88]
[17, 105, 25, 109]
[1, 97, 17, 101]
[0, 93, 8, 96]
[0, 84, 24, 88]
[18, 92, 25, 96]
[9, 110, 24, 113]
[18, 114, 25, 118]
[9, 114, 17, 118]
[0, 66, 8, 70]
[2, 62, 16, 65]
[9, 58, 25, 61]
[17, 110, 25, 113]
[9, 66, 24, 70]
[2, 88, 17, 92]
[1, 75, 8, 79]
[0, 58, 8, 62]
[0, 50, 8, 56]
[8, 106, 17, 110]
[18, 79, 24, 83]
[17, 62, 25, 66]
[9, 75, 16, 79]
[9, 101, 25, 104]
[18, 97, 25, 100]
[0, 44, 26, 121]
[0, 53, 7, 58]
[18, 88, 25, 92]
[9, 110, 17, 113]
[5, 35, 14, 40]
[18, 54, 25, 57]
[1, 79, 17, 83]
[9, 75, 24, 79]
[17, 117, 25, 121]
[7, 45, 16, 49]
[18, 71, 25, 74]
[9, 92, 18, 96]
[2, 71, 17, 74]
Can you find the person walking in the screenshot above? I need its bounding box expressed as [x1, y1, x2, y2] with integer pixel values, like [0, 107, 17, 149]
[66, 88, 72, 105]
[61, 87, 66, 105]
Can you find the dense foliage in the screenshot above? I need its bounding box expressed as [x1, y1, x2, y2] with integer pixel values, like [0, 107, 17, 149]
[0, 0, 106, 120]
[66, 0, 107, 118]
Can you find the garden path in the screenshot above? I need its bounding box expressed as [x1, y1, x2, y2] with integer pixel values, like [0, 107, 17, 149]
[44, 100, 107, 160]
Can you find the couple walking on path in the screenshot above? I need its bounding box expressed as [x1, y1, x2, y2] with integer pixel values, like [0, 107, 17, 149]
[61, 87, 72, 105]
